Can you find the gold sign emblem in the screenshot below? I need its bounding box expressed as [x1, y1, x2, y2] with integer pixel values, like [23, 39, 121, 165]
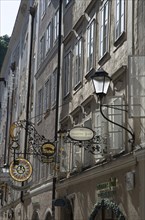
[41, 142, 55, 156]
[9, 158, 32, 182]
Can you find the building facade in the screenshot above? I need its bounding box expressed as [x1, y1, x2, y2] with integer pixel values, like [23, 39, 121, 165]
[0, 0, 145, 220]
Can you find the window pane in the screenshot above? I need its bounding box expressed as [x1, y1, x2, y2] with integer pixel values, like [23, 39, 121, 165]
[87, 20, 95, 71]
[100, 1, 109, 57]
[64, 52, 71, 96]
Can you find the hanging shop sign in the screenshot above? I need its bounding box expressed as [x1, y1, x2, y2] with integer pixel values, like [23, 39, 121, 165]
[97, 178, 117, 199]
[69, 127, 94, 141]
[41, 142, 55, 156]
[9, 158, 32, 182]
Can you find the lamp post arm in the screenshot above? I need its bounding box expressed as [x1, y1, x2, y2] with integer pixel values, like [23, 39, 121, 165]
[99, 100, 135, 148]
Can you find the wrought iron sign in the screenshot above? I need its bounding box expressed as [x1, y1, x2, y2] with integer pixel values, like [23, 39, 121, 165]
[9, 158, 32, 182]
[9, 120, 56, 163]
[62, 127, 107, 155]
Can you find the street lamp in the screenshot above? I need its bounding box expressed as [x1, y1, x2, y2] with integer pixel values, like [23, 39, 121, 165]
[91, 68, 135, 149]
[91, 68, 112, 99]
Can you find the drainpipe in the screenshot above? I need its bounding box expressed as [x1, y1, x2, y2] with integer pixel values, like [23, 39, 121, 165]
[20, 5, 35, 203]
[52, 0, 63, 219]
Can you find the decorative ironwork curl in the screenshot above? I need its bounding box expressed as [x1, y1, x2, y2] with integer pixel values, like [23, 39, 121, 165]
[62, 132, 107, 155]
[9, 120, 56, 163]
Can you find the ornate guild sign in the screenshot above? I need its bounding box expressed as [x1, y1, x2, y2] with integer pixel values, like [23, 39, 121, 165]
[9, 158, 32, 182]
[69, 127, 94, 141]
[41, 142, 55, 156]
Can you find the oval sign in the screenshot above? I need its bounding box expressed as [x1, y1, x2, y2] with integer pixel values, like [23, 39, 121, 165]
[69, 127, 94, 141]
[41, 142, 55, 156]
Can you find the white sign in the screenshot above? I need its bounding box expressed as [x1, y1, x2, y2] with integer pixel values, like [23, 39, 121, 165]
[69, 127, 94, 141]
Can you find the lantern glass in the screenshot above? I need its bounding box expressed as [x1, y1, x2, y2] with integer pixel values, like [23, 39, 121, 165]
[91, 69, 111, 96]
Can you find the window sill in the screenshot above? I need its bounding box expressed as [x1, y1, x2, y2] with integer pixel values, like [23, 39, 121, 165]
[37, 119, 42, 126]
[44, 109, 51, 119]
[114, 31, 126, 49]
[73, 81, 82, 92]
[51, 103, 56, 110]
[98, 52, 110, 66]
[41, 11, 46, 20]
[85, 68, 96, 81]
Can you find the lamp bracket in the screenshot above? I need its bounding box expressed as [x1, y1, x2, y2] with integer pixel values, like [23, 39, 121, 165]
[100, 101, 135, 150]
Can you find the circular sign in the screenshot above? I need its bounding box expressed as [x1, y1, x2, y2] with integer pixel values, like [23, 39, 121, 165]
[9, 158, 32, 182]
[69, 127, 94, 141]
[41, 142, 55, 156]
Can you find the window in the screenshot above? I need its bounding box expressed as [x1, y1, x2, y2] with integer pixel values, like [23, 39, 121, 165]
[46, 22, 52, 53]
[108, 97, 124, 152]
[87, 20, 95, 72]
[51, 69, 57, 106]
[100, 0, 109, 58]
[54, 9, 59, 42]
[128, 56, 145, 118]
[74, 37, 83, 87]
[37, 88, 43, 122]
[60, 136, 72, 173]
[47, 0, 51, 6]
[39, 35, 45, 65]
[44, 79, 51, 112]
[94, 97, 124, 154]
[41, 0, 47, 17]
[115, 0, 125, 40]
[65, 0, 71, 6]
[64, 52, 71, 97]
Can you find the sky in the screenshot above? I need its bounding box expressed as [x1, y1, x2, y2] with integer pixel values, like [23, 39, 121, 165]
[0, 0, 21, 37]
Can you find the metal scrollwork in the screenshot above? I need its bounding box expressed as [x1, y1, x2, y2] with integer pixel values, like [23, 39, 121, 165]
[9, 120, 56, 163]
[63, 131, 108, 155]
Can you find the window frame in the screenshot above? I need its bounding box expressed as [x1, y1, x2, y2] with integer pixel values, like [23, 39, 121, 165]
[41, 0, 47, 18]
[86, 19, 95, 72]
[74, 37, 83, 89]
[63, 51, 71, 97]
[94, 96, 125, 154]
[51, 69, 57, 107]
[54, 9, 59, 42]
[115, 0, 125, 41]
[44, 78, 51, 113]
[37, 88, 43, 122]
[65, 0, 71, 6]
[46, 22, 52, 53]
[39, 35, 45, 65]
[99, 0, 109, 58]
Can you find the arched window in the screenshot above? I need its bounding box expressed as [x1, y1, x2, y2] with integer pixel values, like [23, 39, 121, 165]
[31, 211, 40, 220]
[44, 211, 52, 220]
